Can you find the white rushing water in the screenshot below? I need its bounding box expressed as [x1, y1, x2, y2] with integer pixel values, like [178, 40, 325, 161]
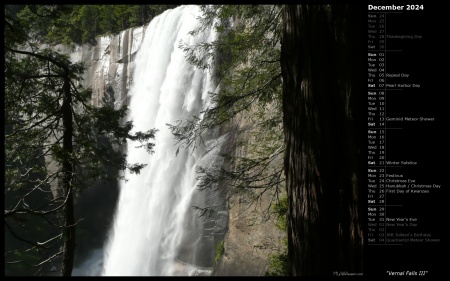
[101, 5, 220, 276]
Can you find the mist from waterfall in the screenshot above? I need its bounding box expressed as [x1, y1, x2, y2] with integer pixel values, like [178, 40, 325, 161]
[100, 5, 221, 276]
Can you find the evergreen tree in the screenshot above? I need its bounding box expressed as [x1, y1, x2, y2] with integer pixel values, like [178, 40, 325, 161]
[4, 6, 156, 276]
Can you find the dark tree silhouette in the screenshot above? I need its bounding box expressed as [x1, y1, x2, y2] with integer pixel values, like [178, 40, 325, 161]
[280, 5, 365, 276]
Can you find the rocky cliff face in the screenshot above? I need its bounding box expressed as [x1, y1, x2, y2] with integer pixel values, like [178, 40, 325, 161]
[62, 23, 282, 275]
[59, 26, 146, 110]
[212, 112, 286, 276]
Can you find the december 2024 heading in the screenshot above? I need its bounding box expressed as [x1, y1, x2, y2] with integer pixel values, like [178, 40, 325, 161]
[368, 5, 424, 11]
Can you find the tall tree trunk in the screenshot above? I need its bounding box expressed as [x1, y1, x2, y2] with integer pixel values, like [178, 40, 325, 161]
[280, 5, 364, 276]
[61, 73, 75, 276]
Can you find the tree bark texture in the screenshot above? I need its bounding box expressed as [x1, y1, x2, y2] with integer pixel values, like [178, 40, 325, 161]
[281, 5, 364, 276]
[61, 73, 76, 276]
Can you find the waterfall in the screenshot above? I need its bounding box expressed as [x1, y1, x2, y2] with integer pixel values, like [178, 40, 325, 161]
[100, 5, 226, 276]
